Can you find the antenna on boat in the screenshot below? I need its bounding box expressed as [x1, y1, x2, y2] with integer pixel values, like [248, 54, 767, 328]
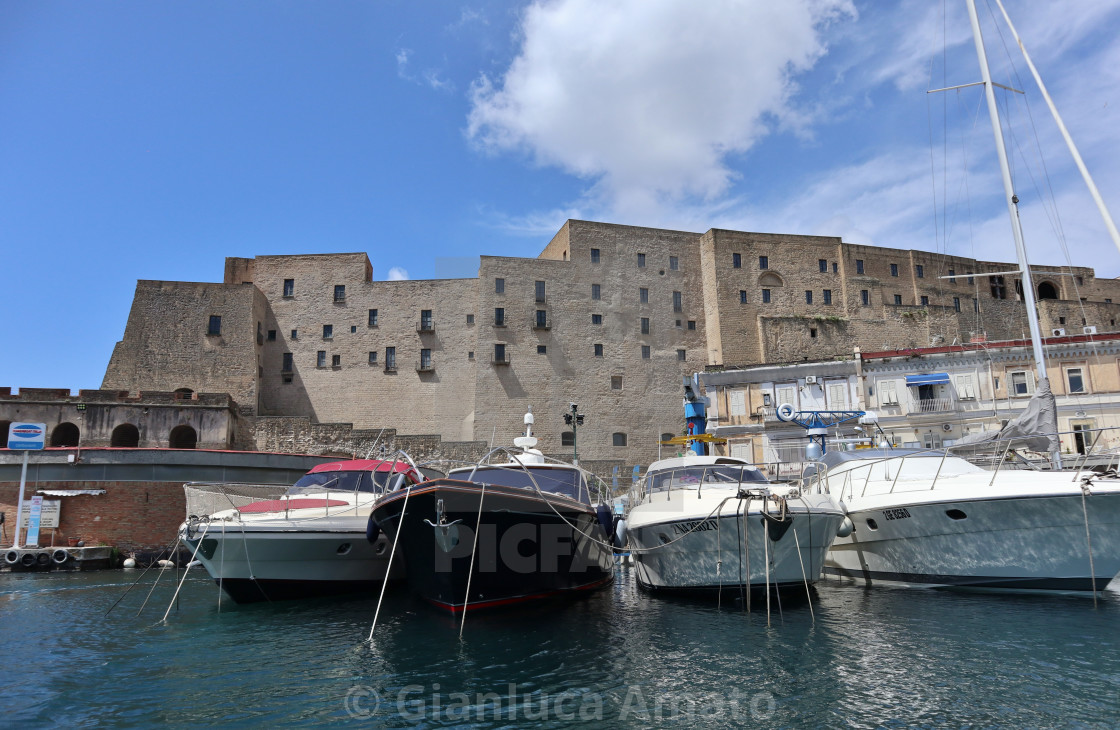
[513, 406, 538, 451]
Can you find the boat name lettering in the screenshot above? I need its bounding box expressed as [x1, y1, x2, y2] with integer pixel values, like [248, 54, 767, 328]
[882, 508, 911, 521]
[672, 519, 716, 535]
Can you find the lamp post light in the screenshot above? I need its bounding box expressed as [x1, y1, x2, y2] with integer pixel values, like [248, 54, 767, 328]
[563, 402, 584, 464]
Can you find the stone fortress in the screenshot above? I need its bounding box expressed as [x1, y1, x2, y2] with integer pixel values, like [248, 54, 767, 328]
[94, 219, 1120, 466]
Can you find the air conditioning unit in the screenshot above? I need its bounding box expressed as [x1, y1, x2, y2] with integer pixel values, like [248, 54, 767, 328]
[804, 375, 818, 385]
[942, 423, 952, 432]
[1083, 325, 1098, 335]
[1051, 328, 1066, 337]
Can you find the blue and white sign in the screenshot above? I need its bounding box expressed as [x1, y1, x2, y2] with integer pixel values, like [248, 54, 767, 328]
[25, 496, 43, 547]
[8, 422, 46, 450]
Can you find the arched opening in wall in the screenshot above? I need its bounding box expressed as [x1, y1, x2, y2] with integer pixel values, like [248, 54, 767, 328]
[759, 272, 785, 288]
[1038, 281, 1059, 300]
[0, 421, 10, 448]
[174, 388, 195, 401]
[111, 423, 140, 447]
[561, 431, 574, 446]
[51, 422, 80, 447]
[169, 425, 198, 449]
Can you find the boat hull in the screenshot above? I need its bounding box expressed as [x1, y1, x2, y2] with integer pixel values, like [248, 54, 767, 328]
[626, 490, 845, 593]
[827, 491, 1120, 591]
[181, 522, 403, 603]
[372, 480, 614, 612]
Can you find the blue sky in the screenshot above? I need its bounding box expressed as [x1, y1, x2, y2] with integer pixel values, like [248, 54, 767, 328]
[3, 0, 1120, 391]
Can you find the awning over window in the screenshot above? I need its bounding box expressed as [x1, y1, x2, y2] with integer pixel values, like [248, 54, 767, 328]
[905, 373, 950, 386]
[36, 489, 106, 497]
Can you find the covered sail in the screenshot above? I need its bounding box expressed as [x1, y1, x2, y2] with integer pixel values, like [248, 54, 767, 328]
[953, 377, 1060, 454]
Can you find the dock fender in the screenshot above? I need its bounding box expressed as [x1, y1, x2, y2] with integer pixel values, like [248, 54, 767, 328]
[614, 517, 627, 547]
[836, 517, 854, 538]
[52, 549, 70, 564]
[366, 514, 381, 543]
[595, 504, 613, 544]
[21, 552, 36, 567]
[4, 550, 19, 565]
[36, 552, 50, 566]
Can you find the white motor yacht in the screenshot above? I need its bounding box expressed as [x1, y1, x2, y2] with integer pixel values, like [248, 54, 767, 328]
[179, 459, 425, 602]
[818, 448, 1120, 591]
[625, 455, 846, 596]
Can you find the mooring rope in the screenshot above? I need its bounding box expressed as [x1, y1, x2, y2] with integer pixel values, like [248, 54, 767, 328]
[716, 511, 723, 610]
[763, 500, 771, 628]
[793, 528, 815, 622]
[368, 486, 412, 641]
[161, 522, 210, 622]
[135, 539, 181, 617]
[459, 482, 488, 639]
[1080, 479, 1098, 608]
[107, 542, 175, 617]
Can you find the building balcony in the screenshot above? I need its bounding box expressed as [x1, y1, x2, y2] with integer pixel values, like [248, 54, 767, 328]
[416, 362, 434, 373]
[492, 355, 511, 366]
[416, 321, 434, 333]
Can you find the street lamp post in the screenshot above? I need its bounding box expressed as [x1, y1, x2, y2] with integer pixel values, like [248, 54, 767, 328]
[563, 402, 584, 464]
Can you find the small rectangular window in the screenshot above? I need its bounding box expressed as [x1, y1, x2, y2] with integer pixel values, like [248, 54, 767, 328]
[494, 307, 505, 326]
[949, 269, 956, 283]
[611, 375, 623, 390]
[916, 264, 924, 279]
[677, 349, 686, 361]
[968, 272, 975, 284]
[207, 315, 221, 335]
[368, 309, 378, 327]
[493, 343, 506, 363]
[283, 279, 294, 297]
[637, 253, 646, 268]
[350, 325, 356, 333]
[590, 248, 600, 264]
[861, 290, 870, 306]
[323, 324, 333, 339]
[267, 329, 276, 341]
[282, 352, 293, 371]
[920, 295, 929, 306]
[973, 298, 980, 312]
[687, 320, 696, 330]
[420, 348, 432, 369]
[594, 343, 603, 357]
[641, 345, 650, 359]
[672, 291, 682, 312]
[535, 280, 546, 302]
[1067, 368, 1086, 393]
[591, 283, 601, 300]
[495, 278, 505, 294]
[420, 309, 433, 330]
[385, 347, 396, 370]
[613, 432, 627, 446]
[890, 263, 898, 277]
[669, 256, 679, 271]
[856, 260, 864, 275]
[832, 262, 838, 274]
[466, 314, 474, 324]
[291, 329, 298, 340]
[468, 351, 474, 360]
[954, 297, 961, 312]
[640, 287, 649, 303]
[331, 354, 341, 367]
[758, 255, 767, 270]
[368, 351, 377, 365]
[334, 284, 346, 302]
[894, 294, 902, 305]
[762, 289, 771, 304]
[733, 253, 742, 269]
[805, 290, 813, 304]
[641, 317, 650, 334]
[537, 345, 547, 354]
[317, 351, 326, 368]
[535, 309, 548, 328]
[819, 259, 827, 273]
[592, 314, 602, 325]
[823, 289, 832, 305]
[740, 290, 747, 304]
[810, 328, 817, 338]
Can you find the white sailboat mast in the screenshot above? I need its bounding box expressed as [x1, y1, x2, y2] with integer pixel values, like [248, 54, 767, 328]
[965, 0, 1048, 379]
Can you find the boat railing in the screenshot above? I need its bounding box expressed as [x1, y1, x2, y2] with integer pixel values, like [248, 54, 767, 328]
[631, 461, 812, 504]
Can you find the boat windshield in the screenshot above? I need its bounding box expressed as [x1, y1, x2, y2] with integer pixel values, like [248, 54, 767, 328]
[648, 465, 768, 493]
[288, 470, 401, 495]
[453, 466, 588, 503]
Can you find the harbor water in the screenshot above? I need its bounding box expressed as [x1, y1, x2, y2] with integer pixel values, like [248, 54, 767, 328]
[2, 567, 1117, 728]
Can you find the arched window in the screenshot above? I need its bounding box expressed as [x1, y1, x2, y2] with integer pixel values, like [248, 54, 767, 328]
[561, 431, 575, 446]
[1038, 281, 1059, 300]
[174, 388, 195, 401]
[51, 422, 80, 447]
[169, 425, 198, 449]
[759, 272, 785, 288]
[111, 423, 140, 447]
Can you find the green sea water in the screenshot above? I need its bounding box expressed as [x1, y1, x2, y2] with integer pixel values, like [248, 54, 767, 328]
[1, 568, 1117, 728]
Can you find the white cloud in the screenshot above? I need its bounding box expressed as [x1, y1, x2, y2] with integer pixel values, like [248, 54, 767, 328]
[467, 0, 856, 219]
[387, 267, 410, 281]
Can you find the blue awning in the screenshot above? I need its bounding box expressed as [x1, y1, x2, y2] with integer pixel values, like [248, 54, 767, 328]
[906, 373, 950, 386]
